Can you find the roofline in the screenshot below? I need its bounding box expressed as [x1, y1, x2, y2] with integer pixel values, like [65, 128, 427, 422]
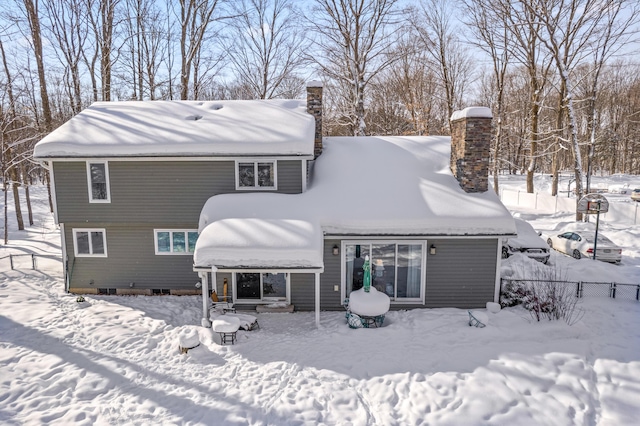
[322, 233, 516, 239]
[35, 154, 315, 162]
[193, 266, 324, 273]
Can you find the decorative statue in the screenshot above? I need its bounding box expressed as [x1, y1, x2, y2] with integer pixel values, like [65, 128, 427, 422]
[363, 255, 371, 293]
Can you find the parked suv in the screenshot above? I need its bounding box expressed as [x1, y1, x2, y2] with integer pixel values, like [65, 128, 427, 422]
[631, 188, 640, 202]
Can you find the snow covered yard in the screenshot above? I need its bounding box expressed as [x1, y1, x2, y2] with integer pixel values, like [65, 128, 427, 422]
[1, 182, 640, 425]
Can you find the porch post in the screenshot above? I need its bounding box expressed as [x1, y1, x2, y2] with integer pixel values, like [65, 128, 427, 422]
[200, 270, 212, 328]
[315, 272, 320, 328]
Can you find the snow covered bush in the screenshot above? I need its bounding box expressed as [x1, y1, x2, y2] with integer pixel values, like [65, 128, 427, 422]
[501, 266, 583, 325]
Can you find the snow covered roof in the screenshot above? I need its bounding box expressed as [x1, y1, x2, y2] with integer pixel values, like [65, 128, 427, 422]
[195, 135, 516, 268]
[194, 218, 324, 269]
[33, 100, 315, 158]
[450, 106, 493, 121]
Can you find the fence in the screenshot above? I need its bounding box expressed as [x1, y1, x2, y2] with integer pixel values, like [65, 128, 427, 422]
[500, 188, 640, 225]
[500, 278, 640, 303]
[0, 253, 62, 271]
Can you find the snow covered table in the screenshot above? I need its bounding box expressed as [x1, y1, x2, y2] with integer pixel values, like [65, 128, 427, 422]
[211, 316, 241, 345]
[347, 287, 391, 328]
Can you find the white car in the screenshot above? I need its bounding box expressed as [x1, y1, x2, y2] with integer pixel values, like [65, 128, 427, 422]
[502, 219, 550, 264]
[546, 230, 622, 263]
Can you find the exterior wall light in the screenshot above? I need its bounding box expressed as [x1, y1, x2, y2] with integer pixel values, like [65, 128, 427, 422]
[429, 244, 437, 255]
[332, 245, 339, 256]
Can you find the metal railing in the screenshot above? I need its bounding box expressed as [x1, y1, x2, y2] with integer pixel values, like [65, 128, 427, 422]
[0, 253, 62, 271]
[500, 278, 640, 303]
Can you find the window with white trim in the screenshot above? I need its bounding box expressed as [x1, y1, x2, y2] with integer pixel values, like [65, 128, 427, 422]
[87, 161, 111, 203]
[73, 229, 107, 257]
[154, 230, 198, 255]
[236, 161, 276, 190]
[234, 272, 289, 302]
[343, 242, 425, 302]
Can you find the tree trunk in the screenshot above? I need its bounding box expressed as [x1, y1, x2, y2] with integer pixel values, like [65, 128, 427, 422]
[23, 0, 53, 132]
[23, 167, 34, 226]
[3, 180, 8, 244]
[526, 77, 539, 194]
[551, 80, 566, 197]
[11, 170, 24, 231]
[45, 170, 53, 213]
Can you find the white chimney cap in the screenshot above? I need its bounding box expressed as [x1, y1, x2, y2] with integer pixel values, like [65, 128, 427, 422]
[450, 107, 492, 121]
[306, 80, 323, 88]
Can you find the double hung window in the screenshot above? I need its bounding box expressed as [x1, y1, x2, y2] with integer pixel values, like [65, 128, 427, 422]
[236, 161, 276, 190]
[155, 230, 198, 255]
[344, 242, 424, 302]
[73, 229, 107, 257]
[87, 161, 110, 203]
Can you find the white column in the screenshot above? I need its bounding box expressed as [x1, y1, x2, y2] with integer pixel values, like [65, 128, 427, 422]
[200, 270, 212, 328]
[315, 272, 321, 328]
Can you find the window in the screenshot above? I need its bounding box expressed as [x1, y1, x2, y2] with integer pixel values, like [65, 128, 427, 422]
[343, 242, 424, 302]
[236, 161, 276, 190]
[73, 229, 107, 257]
[86, 161, 110, 203]
[154, 230, 198, 255]
[235, 272, 288, 302]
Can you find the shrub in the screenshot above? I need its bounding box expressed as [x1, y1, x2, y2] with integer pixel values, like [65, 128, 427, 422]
[500, 267, 584, 325]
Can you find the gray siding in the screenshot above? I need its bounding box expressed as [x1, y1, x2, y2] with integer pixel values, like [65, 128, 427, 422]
[290, 239, 343, 311]
[66, 223, 199, 290]
[307, 238, 498, 312]
[424, 238, 497, 308]
[277, 160, 303, 193]
[54, 159, 303, 224]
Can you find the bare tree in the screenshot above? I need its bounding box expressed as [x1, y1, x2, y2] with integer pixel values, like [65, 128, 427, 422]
[178, 0, 228, 100]
[582, 1, 639, 193]
[226, 0, 306, 99]
[463, 0, 511, 193]
[84, 0, 120, 101]
[526, 0, 635, 218]
[413, 0, 473, 131]
[309, 0, 402, 136]
[43, 0, 88, 113]
[20, 0, 53, 132]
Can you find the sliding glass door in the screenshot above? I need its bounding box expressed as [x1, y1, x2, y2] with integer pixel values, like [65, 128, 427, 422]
[344, 241, 424, 302]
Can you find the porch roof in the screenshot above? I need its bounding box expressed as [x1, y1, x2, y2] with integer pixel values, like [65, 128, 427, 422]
[193, 218, 324, 269]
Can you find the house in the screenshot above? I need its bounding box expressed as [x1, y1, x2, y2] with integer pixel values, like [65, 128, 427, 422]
[33, 83, 516, 327]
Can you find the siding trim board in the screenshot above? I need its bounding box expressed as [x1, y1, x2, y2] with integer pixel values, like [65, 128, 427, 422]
[45, 155, 314, 162]
[325, 234, 514, 239]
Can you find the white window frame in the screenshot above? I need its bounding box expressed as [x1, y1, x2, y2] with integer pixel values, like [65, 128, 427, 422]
[341, 240, 427, 304]
[235, 160, 277, 190]
[232, 271, 291, 304]
[86, 161, 111, 203]
[73, 228, 108, 257]
[154, 229, 198, 255]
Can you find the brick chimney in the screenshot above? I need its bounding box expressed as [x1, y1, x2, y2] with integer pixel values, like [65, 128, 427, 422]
[306, 81, 323, 158]
[449, 107, 493, 193]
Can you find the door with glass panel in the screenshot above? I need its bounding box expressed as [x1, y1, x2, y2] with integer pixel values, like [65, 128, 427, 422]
[236, 272, 287, 301]
[344, 242, 424, 301]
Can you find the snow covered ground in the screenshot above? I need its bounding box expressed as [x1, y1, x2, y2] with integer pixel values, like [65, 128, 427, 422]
[1, 179, 639, 425]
